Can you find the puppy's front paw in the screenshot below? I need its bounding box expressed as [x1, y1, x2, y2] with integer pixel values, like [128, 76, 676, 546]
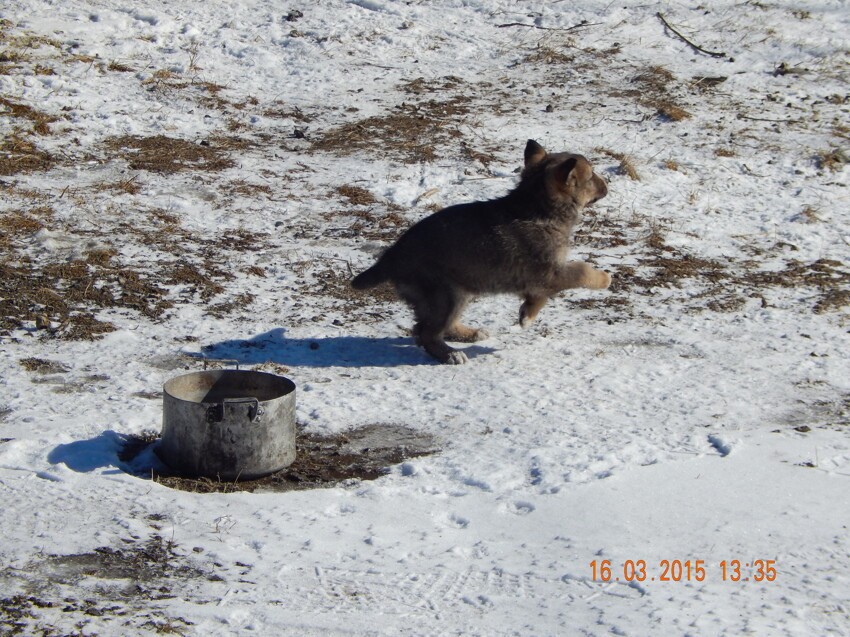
[445, 350, 469, 365]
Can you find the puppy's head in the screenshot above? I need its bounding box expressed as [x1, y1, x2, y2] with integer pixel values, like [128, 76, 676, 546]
[524, 139, 608, 208]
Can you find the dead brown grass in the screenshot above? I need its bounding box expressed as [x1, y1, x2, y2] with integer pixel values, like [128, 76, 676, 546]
[262, 103, 313, 122]
[95, 175, 142, 195]
[745, 259, 850, 314]
[225, 179, 272, 198]
[576, 211, 849, 316]
[335, 184, 379, 206]
[313, 265, 398, 312]
[142, 68, 187, 90]
[0, 96, 58, 134]
[816, 147, 847, 172]
[107, 60, 135, 72]
[19, 357, 69, 374]
[630, 66, 692, 122]
[312, 82, 471, 163]
[0, 255, 174, 338]
[206, 292, 255, 318]
[595, 147, 640, 180]
[654, 101, 692, 122]
[690, 76, 728, 91]
[523, 46, 576, 65]
[0, 209, 46, 234]
[798, 205, 822, 223]
[166, 261, 226, 300]
[0, 133, 54, 175]
[104, 135, 234, 173]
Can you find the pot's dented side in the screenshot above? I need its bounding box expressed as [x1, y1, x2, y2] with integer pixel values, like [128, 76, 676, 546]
[159, 370, 296, 480]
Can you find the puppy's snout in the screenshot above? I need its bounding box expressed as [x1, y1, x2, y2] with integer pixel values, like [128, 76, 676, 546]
[589, 174, 607, 204]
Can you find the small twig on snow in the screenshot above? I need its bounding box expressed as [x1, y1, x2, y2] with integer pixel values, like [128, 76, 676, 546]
[497, 20, 601, 32]
[737, 114, 800, 124]
[656, 12, 726, 59]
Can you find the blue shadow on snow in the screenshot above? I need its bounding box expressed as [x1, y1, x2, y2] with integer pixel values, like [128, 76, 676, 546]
[48, 430, 164, 475]
[198, 327, 495, 368]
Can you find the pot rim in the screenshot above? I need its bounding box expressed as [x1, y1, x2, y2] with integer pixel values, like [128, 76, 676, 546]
[163, 369, 296, 405]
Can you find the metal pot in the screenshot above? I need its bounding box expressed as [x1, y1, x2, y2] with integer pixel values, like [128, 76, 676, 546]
[159, 369, 296, 480]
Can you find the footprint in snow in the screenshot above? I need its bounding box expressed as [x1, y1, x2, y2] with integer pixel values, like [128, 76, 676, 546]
[501, 500, 536, 516]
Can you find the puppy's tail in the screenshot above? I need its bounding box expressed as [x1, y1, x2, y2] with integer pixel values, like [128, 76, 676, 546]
[351, 258, 391, 290]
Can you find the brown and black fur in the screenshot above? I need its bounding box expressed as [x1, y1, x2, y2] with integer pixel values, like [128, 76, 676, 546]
[351, 139, 611, 364]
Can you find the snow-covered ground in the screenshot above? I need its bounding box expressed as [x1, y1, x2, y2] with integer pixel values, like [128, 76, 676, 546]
[1, 0, 849, 635]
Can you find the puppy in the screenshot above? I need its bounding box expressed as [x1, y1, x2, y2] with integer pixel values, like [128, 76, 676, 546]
[352, 139, 611, 364]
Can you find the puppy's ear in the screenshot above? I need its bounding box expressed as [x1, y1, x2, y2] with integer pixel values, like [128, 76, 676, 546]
[524, 139, 547, 167]
[553, 157, 578, 184]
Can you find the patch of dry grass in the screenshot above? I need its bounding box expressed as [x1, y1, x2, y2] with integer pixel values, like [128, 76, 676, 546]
[335, 184, 379, 206]
[689, 76, 727, 91]
[312, 265, 398, 313]
[630, 66, 692, 122]
[0, 133, 54, 175]
[654, 101, 692, 121]
[224, 179, 272, 198]
[104, 135, 235, 173]
[0, 254, 175, 338]
[166, 261, 226, 300]
[797, 205, 822, 223]
[0, 96, 58, 134]
[595, 147, 640, 180]
[0, 94, 58, 175]
[95, 175, 143, 195]
[206, 292, 255, 318]
[106, 59, 134, 72]
[312, 79, 471, 163]
[19, 357, 70, 374]
[312, 102, 465, 162]
[816, 147, 847, 172]
[523, 46, 576, 65]
[576, 209, 849, 317]
[0, 209, 47, 235]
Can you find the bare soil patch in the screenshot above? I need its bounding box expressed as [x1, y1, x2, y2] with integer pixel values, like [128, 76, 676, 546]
[0, 534, 223, 636]
[120, 424, 438, 494]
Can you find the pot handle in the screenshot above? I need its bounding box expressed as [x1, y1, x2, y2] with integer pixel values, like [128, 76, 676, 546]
[202, 358, 240, 370]
[206, 397, 265, 424]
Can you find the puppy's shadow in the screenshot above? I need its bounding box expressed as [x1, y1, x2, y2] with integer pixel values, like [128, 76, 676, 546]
[198, 328, 495, 368]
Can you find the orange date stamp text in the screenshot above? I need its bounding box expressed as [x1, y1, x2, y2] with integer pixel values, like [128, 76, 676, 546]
[589, 559, 778, 583]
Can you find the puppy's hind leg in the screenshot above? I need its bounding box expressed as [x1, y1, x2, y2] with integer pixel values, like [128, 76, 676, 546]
[445, 323, 490, 342]
[444, 296, 489, 343]
[414, 287, 469, 364]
